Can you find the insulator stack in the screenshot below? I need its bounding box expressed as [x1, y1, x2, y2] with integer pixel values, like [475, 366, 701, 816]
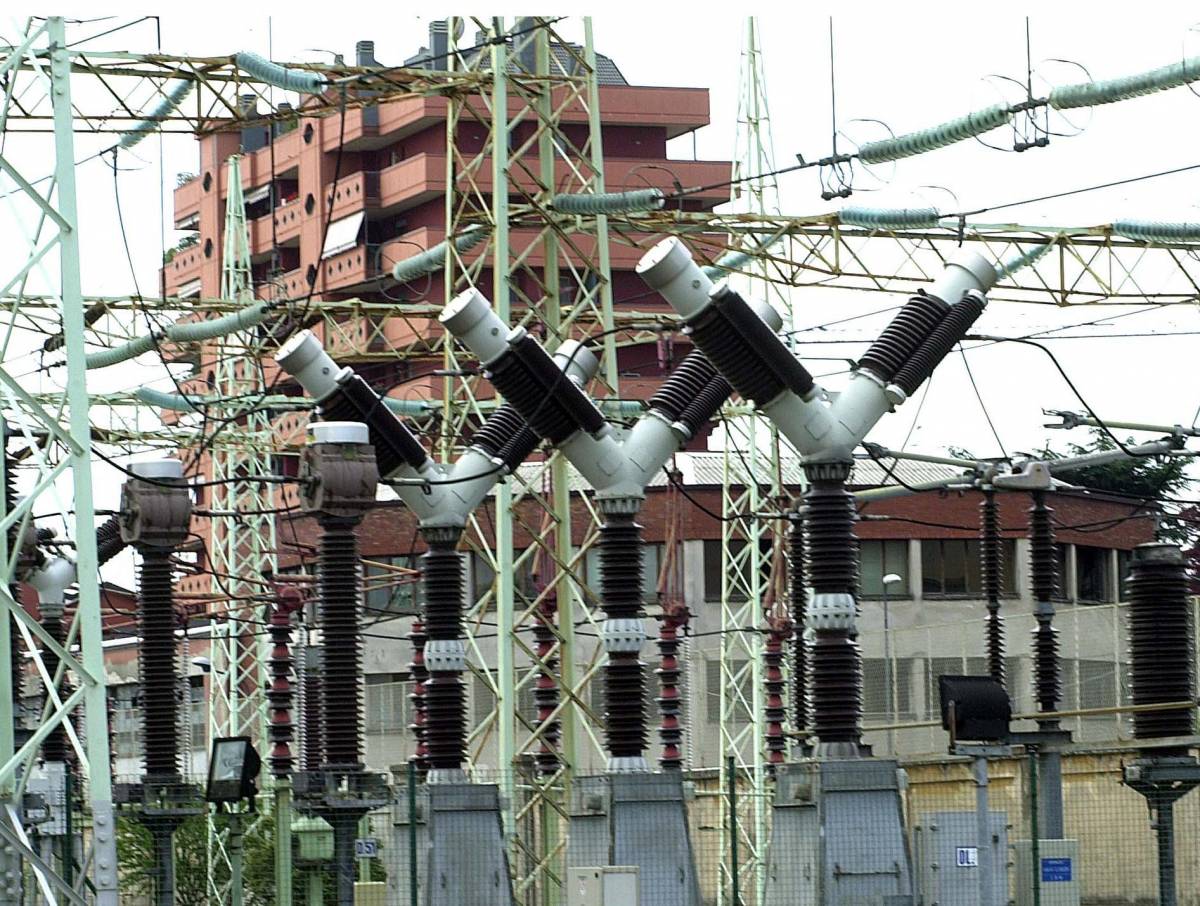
[656, 606, 687, 770]
[300, 645, 323, 773]
[407, 618, 428, 776]
[268, 587, 301, 779]
[4, 443, 24, 737]
[533, 593, 561, 775]
[789, 511, 810, 749]
[980, 489, 1006, 687]
[138, 548, 180, 779]
[763, 624, 789, 771]
[802, 462, 862, 750]
[1126, 543, 1195, 743]
[599, 509, 647, 762]
[96, 516, 126, 566]
[890, 293, 987, 398]
[299, 422, 378, 774]
[856, 293, 950, 382]
[317, 520, 365, 770]
[470, 404, 540, 472]
[419, 533, 467, 773]
[1028, 490, 1061, 720]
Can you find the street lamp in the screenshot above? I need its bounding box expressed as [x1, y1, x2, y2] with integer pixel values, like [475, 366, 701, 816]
[882, 573, 903, 755]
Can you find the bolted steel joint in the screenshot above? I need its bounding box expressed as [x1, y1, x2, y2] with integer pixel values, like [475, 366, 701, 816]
[118, 459, 192, 549]
[299, 422, 379, 518]
[601, 618, 645, 654]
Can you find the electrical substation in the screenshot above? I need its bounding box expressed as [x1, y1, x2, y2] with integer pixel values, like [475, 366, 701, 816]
[4, 12, 1200, 906]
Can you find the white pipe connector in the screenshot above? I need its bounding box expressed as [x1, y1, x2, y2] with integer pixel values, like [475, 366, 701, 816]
[635, 236, 715, 320]
[275, 330, 346, 403]
[440, 288, 512, 366]
[600, 618, 645, 654]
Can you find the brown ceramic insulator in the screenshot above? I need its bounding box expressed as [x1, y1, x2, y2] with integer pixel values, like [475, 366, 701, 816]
[407, 618, 428, 776]
[267, 595, 298, 779]
[533, 594, 561, 776]
[656, 607, 687, 770]
[763, 626, 789, 771]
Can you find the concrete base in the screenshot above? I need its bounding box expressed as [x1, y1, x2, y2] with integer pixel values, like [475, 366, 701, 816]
[391, 783, 514, 906]
[765, 759, 914, 906]
[568, 772, 701, 906]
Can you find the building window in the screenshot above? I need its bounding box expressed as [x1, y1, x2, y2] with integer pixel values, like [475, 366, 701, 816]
[365, 673, 410, 734]
[1075, 546, 1113, 603]
[863, 657, 914, 719]
[921, 539, 1017, 597]
[703, 539, 773, 602]
[1117, 549, 1133, 600]
[860, 540, 910, 597]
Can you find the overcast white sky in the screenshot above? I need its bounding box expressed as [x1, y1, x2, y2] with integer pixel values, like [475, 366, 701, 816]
[5, 5, 1200, 582]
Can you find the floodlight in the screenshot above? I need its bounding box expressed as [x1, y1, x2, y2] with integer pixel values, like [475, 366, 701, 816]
[205, 736, 262, 804]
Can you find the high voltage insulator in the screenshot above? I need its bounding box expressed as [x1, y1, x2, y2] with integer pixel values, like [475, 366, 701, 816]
[117, 81, 194, 150]
[533, 593, 562, 776]
[839, 206, 942, 230]
[299, 422, 378, 772]
[656, 604, 687, 771]
[763, 623, 789, 773]
[788, 510, 810, 752]
[1113, 219, 1200, 243]
[234, 51, 327, 93]
[980, 489, 1006, 688]
[1050, 55, 1200, 110]
[299, 644, 323, 774]
[119, 459, 193, 782]
[418, 530, 468, 776]
[1125, 543, 1195, 744]
[86, 299, 274, 370]
[857, 293, 950, 384]
[407, 618, 429, 776]
[599, 505, 648, 768]
[887, 290, 987, 402]
[801, 461, 862, 753]
[390, 226, 489, 284]
[268, 586, 303, 779]
[1028, 489, 1061, 721]
[857, 104, 1012, 165]
[551, 188, 665, 214]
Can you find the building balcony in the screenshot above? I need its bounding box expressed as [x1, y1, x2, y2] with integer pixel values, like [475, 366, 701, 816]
[173, 176, 201, 229]
[164, 243, 203, 294]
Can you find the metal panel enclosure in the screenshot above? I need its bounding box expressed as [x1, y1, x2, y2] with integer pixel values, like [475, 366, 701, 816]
[912, 811, 1008, 906]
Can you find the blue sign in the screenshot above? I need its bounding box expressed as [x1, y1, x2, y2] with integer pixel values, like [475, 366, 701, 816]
[955, 847, 979, 867]
[1041, 857, 1072, 882]
[355, 838, 379, 859]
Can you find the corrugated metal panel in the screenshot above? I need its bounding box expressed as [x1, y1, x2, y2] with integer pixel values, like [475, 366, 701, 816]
[511, 452, 962, 492]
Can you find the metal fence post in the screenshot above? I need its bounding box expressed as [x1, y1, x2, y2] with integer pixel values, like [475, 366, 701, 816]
[728, 754, 740, 906]
[409, 760, 419, 906]
[1029, 748, 1040, 906]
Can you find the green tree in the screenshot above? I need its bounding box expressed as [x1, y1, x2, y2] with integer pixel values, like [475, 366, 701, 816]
[117, 814, 211, 906]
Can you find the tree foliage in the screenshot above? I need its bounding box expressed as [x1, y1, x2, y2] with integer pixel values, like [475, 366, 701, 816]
[1035, 429, 1194, 544]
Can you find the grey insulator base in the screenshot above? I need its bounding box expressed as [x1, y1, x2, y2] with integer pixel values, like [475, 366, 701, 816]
[765, 759, 914, 906]
[568, 772, 702, 906]
[390, 783, 514, 906]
